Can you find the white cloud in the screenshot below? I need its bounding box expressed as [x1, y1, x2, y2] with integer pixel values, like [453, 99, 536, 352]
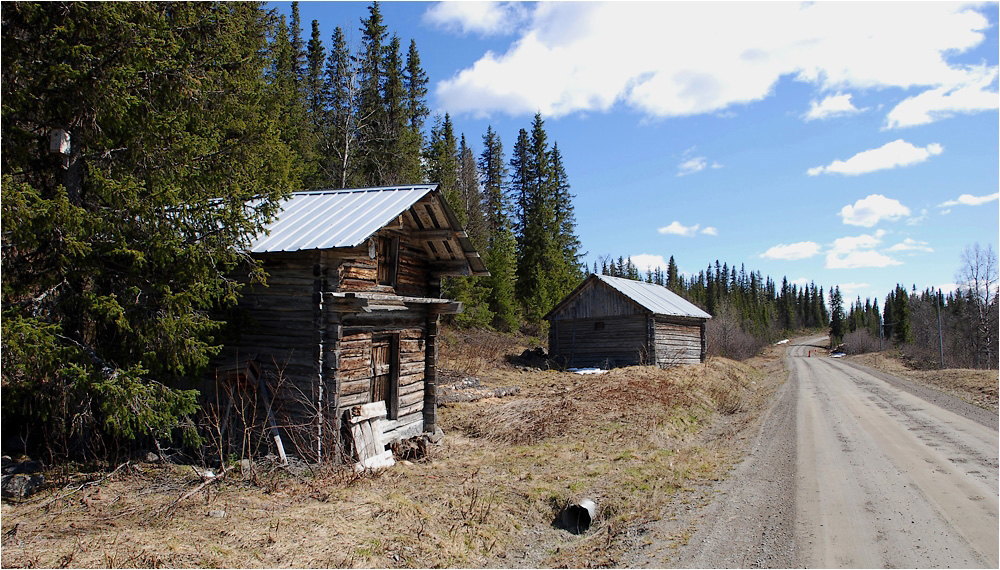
[658, 221, 700, 237]
[807, 140, 943, 176]
[677, 156, 707, 177]
[907, 208, 929, 226]
[804, 93, 865, 121]
[434, 3, 996, 123]
[701, 226, 718, 236]
[677, 148, 722, 177]
[790, 277, 810, 287]
[885, 64, 999, 128]
[936, 282, 959, 295]
[630, 254, 669, 273]
[825, 230, 901, 269]
[938, 192, 1000, 207]
[760, 241, 821, 261]
[423, 2, 527, 36]
[839, 282, 871, 296]
[839, 194, 911, 227]
[888, 238, 934, 253]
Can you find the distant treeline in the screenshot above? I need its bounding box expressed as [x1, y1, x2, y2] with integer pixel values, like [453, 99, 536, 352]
[838, 244, 998, 370]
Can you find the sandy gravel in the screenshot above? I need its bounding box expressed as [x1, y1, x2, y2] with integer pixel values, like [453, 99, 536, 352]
[628, 335, 999, 568]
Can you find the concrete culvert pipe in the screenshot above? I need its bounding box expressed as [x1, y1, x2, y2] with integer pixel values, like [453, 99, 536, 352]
[563, 499, 597, 534]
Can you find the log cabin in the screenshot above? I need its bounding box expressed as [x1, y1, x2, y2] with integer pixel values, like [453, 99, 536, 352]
[545, 274, 711, 369]
[205, 184, 487, 463]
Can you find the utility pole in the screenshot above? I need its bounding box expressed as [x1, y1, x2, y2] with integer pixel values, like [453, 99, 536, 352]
[936, 291, 945, 369]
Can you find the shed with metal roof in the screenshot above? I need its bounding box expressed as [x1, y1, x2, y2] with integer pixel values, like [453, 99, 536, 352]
[207, 184, 486, 466]
[545, 274, 711, 368]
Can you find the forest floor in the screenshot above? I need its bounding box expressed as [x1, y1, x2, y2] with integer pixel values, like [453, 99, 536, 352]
[1, 331, 993, 568]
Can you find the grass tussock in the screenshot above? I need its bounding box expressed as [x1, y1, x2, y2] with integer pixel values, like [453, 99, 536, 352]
[1, 331, 785, 569]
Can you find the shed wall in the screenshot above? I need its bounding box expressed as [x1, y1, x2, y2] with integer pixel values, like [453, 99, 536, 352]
[549, 315, 649, 368]
[653, 317, 704, 366]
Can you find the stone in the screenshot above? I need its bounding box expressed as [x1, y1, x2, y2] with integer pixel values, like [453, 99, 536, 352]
[2, 473, 45, 499]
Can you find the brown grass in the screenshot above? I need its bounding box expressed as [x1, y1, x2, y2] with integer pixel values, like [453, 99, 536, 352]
[1, 331, 785, 569]
[849, 352, 998, 412]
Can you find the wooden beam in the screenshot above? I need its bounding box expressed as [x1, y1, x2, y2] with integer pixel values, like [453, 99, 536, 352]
[416, 229, 465, 240]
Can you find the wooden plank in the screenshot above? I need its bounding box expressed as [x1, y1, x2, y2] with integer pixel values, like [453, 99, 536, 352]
[360, 420, 377, 458]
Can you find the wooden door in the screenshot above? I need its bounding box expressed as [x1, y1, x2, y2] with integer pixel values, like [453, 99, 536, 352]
[370, 335, 399, 419]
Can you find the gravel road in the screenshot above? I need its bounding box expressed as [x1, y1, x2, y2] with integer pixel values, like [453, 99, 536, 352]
[631, 336, 999, 568]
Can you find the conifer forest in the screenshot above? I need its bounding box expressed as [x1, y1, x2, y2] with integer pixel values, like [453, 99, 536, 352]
[2, 2, 995, 461]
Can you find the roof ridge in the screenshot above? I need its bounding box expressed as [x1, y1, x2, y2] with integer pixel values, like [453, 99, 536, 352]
[289, 184, 437, 196]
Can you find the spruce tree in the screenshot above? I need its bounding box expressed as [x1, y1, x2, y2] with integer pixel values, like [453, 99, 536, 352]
[356, 1, 388, 186]
[667, 256, 680, 292]
[1, 1, 296, 457]
[550, 142, 583, 299]
[829, 286, 846, 346]
[404, 39, 430, 135]
[381, 35, 408, 184]
[479, 127, 518, 331]
[399, 39, 428, 183]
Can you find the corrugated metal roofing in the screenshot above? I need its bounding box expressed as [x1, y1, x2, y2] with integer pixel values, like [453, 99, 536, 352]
[595, 274, 712, 319]
[249, 185, 436, 253]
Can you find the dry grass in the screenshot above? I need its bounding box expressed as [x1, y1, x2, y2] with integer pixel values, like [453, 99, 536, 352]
[849, 352, 998, 412]
[1, 331, 785, 569]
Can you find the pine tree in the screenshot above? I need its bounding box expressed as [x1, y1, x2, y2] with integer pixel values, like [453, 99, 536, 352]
[1, 1, 296, 457]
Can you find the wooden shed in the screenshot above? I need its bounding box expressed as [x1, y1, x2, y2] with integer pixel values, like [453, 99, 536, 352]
[206, 184, 487, 463]
[545, 274, 711, 369]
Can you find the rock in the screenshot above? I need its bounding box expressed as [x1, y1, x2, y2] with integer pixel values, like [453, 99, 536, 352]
[208, 509, 226, 518]
[145, 452, 160, 463]
[426, 427, 445, 444]
[2, 473, 45, 499]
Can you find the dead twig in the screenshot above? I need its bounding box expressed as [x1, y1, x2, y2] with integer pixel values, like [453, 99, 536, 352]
[161, 465, 233, 516]
[10, 461, 131, 516]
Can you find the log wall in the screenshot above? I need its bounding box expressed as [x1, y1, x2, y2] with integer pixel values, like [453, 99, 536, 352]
[652, 316, 704, 366]
[548, 315, 649, 368]
[332, 313, 427, 444]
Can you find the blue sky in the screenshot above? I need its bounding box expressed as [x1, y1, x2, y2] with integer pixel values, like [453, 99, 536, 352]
[278, 1, 999, 306]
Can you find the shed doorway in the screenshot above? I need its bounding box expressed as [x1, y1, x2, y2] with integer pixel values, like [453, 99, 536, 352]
[371, 334, 400, 420]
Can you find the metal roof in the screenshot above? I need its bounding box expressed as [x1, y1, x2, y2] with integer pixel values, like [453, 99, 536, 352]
[249, 185, 436, 253]
[595, 274, 712, 319]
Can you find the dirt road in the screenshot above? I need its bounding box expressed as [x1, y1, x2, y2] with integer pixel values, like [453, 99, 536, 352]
[642, 336, 999, 568]
[793, 336, 998, 568]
